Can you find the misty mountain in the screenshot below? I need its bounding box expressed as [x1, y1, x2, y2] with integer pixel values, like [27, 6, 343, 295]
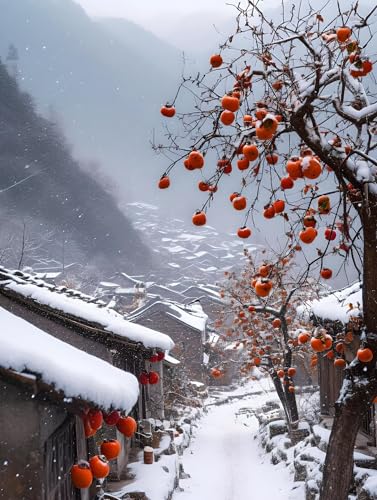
[0, 59, 152, 277]
[0, 0, 183, 205]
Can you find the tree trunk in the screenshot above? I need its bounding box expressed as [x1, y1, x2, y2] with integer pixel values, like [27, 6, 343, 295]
[320, 387, 369, 499]
[284, 384, 299, 427]
[269, 366, 299, 430]
[320, 201, 377, 500]
[268, 361, 291, 426]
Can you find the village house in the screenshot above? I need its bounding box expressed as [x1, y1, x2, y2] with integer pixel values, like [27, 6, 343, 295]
[299, 282, 376, 447]
[0, 267, 174, 499]
[126, 298, 208, 384]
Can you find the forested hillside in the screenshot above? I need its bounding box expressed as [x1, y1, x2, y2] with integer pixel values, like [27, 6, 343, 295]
[0, 0, 182, 203]
[0, 60, 151, 278]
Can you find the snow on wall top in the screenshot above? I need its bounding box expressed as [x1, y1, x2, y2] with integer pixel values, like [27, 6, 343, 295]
[0, 306, 139, 412]
[0, 272, 174, 351]
[298, 282, 362, 323]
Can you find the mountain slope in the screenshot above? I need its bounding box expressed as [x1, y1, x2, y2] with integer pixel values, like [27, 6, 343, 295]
[0, 0, 183, 202]
[0, 60, 151, 275]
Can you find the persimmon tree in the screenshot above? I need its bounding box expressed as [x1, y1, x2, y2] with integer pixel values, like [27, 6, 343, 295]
[212, 249, 319, 430]
[156, 2, 377, 498]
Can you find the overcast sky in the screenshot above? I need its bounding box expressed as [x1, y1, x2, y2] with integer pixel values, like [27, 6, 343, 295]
[74, 0, 235, 46]
[75, 0, 278, 34]
[76, 0, 230, 20]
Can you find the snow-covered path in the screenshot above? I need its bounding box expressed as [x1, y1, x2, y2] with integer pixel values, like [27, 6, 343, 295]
[174, 386, 297, 500]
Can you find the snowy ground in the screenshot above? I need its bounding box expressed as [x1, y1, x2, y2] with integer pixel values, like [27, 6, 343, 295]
[174, 380, 302, 500]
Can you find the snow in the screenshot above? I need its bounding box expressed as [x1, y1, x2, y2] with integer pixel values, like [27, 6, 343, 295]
[128, 300, 207, 334]
[1, 280, 174, 351]
[298, 282, 362, 323]
[338, 101, 377, 122]
[0, 306, 139, 412]
[175, 381, 295, 500]
[165, 352, 180, 365]
[115, 451, 178, 500]
[362, 476, 377, 496]
[99, 281, 119, 288]
[166, 302, 207, 332]
[166, 245, 187, 254]
[126, 202, 158, 211]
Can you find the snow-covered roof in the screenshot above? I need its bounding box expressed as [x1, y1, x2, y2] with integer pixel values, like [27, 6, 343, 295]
[99, 281, 120, 288]
[0, 269, 174, 351]
[128, 299, 208, 333]
[33, 272, 62, 280]
[164, 353, 180, 366]
[298, 282, 362, 323]
[0, 306, 139, 412]
[165, 302, 207, 332]
[182, 285, 223, 303]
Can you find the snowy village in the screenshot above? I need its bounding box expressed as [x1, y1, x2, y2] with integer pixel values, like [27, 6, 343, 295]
[1, 1, 377, 499]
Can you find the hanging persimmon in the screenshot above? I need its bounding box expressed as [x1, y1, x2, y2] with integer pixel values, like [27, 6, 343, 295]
[103, 410, 120, 426]
[299, 227, 318, 244]
[243, 143, 259, 161]
[139, 372, 149, 385]
[266, 153, 278, 165]
[254, 279, 273, 297]
[263, 206, 275, 219]
[158, 176, 170, 189]
[221, 94, 240, 112]
[286, 157, 303, 179]
[336, 26, 352, 43]
[188, 150, 204, 169]
[243, 114, 253, 126]
[237, 227, 252, 239]
[149, 371, 160, 385]
[192, 211, 207, 226]
[272, 80, 283, 91]
[89, 455, 110, 479]
[71, 462, 93, 489]
[259, 265, 270, 277]
[100, 439, 121, 461]
[160, 104, 176, 118]
[198, 181, 209, 192]
[310, 334, 332, 352]
[210, 54, 223, 68]
[302, 156, 322, 179]
[325, 228, 337, 241]
[280, 176, 294, 190]
[303, 215, 317, 228]
[318, 195, 331, 214]
[273, 200, 285, 213]
[232, 195, 247, 210]
[211, 367, 223, 378]
[255, 108, 267, 120]
[237, 157, 250, 170]
[117, 416, 137, 437]
[87, 409, 103, 431]
[334, 358, 346, 368]
[357, 348, 373, 363]
[220, 110, 235, 126]
[320, 268, 333, 279]
[298, 332, 310, 344]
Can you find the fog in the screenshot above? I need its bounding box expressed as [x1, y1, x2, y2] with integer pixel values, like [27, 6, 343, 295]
[0, 0, 372, 285]
[75, 0, 280, 48]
